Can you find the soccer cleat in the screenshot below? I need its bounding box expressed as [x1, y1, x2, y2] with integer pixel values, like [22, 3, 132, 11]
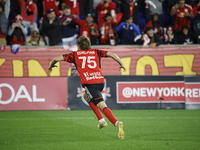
[117, 121, 125, 139]
[98, 121, 108, 129]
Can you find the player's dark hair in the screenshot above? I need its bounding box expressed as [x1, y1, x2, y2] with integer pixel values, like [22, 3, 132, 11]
[77, 36, 91, 50]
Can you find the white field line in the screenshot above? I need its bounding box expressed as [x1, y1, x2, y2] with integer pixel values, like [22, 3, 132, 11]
[0, 117, 199, 121]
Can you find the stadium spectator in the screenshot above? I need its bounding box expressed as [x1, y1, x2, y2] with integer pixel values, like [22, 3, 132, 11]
[0, 0, 8, 46]
[144, 0, 164, 23]
[7, 15, 27, 44]
[42, 0, 61, 17]
[60, 1, 67, 10]
[17, 0, 38, 33]
[62, 0, 80, 15]
[59, 6, 77, 51]
[26, 28, 45, 46]
[177, 26, 197, 44]
[48, 36, 126, 139]
[170, 0, 194, 35]
[120, 0, 134, 22]
[73, 14, 100, 45]
[115, 15, 140, 44]
[95, 0, 116, 27]
[162, 26, 178, 44]
[57, 2, 70, 16]
[143, 13, 163, 38]
[40, 8, 62, 46]
[7, 15, 27, 53]
[135, 26, 162, 47]
[99, 12, 117, 45]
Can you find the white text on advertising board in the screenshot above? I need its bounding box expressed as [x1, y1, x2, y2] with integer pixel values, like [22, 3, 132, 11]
[0, 83, 45, 105]
[117, 82, 185, 103]
[122, 87, 185, 98]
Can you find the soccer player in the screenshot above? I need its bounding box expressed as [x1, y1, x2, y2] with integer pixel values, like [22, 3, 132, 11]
[48, 36, 126, 139]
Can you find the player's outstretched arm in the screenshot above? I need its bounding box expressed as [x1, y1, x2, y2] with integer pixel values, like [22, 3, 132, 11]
[48, 55, 64, 73]
[106, 52, 126, 72]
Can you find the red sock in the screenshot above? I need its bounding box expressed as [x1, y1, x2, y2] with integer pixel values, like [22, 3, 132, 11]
[88, 102, 103, 120]
[102, 107, 118, 126]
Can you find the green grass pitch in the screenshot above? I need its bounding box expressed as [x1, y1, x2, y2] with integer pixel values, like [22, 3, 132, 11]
[0, 110, 200, 150]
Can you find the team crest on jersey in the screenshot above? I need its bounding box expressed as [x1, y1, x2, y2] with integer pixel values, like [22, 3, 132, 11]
[76, 80, 111, 106]
[184, 9, 188, 12]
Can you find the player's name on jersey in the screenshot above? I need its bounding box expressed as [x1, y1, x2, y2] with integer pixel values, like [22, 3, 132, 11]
[77, 51, 95, 55]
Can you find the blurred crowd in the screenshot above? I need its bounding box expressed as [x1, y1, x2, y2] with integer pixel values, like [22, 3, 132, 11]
[0, 0, 200, 52]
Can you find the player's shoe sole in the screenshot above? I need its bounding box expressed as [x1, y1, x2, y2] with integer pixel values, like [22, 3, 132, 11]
[117, 121, 125, 139]
[98, 121, 108, 129]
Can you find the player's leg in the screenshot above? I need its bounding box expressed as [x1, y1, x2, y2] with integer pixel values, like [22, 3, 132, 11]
[96, 101, 117, 126]
[86, 83, 125, 139]
[87, 83, 118, 126]
[96, 101, 125, 139]
[83, 92, 104, 121]
[83, 92, 90, 102]
[85, 83, 117, 126]
[84, 87, 107, 128]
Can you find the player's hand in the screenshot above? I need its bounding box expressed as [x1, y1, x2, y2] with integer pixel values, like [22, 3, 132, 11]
[119, 65, 126, 72]
[48, 65, 57, 73]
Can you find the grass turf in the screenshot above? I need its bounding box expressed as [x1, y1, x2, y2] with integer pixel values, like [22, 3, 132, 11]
[0, 110, 200, 150]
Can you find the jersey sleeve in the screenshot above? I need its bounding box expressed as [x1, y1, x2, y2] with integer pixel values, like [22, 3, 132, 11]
[95, 49, 108, 58]
[63, 52, 75, 63]
[109, 2, 116, 11]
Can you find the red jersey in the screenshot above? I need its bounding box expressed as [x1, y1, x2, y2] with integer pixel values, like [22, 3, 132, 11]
[63, 49, 108, 85]
[17, 0, 37, 24]
[73, 17, 100, 39]
[95, 2, 116, 27]
[43, 0, 61, 16]
[172, 4, 193, 31]
[62, 0, 80, 15]
[100, 22, 116, 44]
